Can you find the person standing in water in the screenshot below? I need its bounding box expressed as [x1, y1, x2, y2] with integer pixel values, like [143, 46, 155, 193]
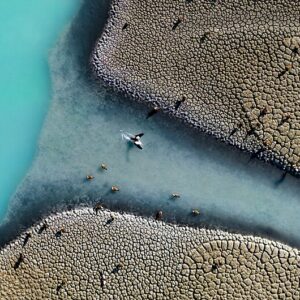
[121, 131, 144, 149]
[130, 133, 144, 149]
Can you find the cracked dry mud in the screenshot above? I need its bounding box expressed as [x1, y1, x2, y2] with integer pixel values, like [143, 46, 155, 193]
[92, 0, 300, 175]
[0, 209, 299, 299]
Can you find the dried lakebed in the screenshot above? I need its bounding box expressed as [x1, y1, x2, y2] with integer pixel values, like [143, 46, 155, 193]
[92, 0, 300, 175]
[1, 1, 300, 298]
[0, 208, 299, 299]
[2, 0, 300, 252]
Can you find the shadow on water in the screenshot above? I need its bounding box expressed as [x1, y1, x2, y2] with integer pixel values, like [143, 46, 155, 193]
[1, 0, 300, 248]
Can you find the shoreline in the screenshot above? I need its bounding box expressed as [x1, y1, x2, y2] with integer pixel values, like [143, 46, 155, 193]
[91, 0, 300, 176]
[1, 208, 299, 299]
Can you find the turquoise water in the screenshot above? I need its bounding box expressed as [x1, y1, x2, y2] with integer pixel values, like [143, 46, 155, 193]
[0, 0, 81, 219]
[1, 0, 300, 248]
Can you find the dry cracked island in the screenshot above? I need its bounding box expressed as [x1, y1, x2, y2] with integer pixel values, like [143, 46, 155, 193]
[92, 0, 300, 175]
[2, 0, 300, 299]
[1, 209, 300, 299]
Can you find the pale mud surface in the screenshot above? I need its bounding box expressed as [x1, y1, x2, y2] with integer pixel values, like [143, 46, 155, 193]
[92, 0, 300, 175]
[0, 208, 299, 299]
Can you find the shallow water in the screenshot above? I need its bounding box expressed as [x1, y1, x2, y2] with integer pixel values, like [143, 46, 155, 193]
[0, 0, 81, 219]
[1, 0, 300, 247]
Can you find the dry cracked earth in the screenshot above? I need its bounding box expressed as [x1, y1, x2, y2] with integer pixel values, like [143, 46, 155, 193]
[92, 0, 300, 175]
[0, 209, 299, 299]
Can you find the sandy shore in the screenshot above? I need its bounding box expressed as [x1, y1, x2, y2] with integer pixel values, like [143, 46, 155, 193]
[92, 0, 300, 176]
[0, 208, 299, 299]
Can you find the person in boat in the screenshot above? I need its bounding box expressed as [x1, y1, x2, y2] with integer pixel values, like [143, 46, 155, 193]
[130, 133, 144, 149]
